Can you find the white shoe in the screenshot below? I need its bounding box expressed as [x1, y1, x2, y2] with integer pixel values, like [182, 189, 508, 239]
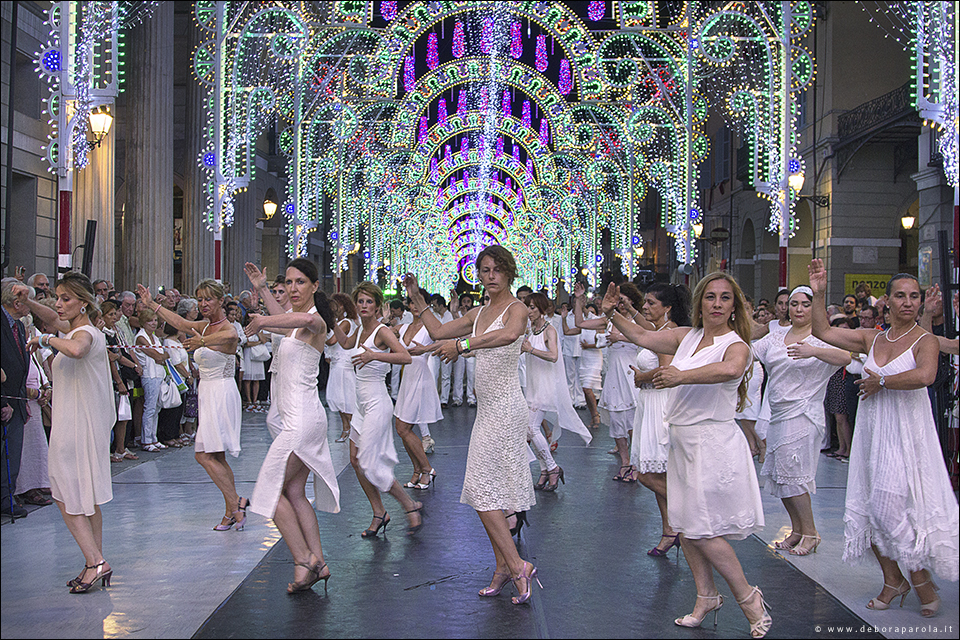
[422, 435, 435, 454]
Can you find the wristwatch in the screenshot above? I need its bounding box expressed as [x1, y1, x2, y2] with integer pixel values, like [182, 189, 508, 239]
[458, 338, 471, 354]
[878, 376, 886, 388]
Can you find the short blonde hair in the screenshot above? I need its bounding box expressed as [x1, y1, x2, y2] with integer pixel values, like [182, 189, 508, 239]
[352, 281, 384, 308]
[195, 279, 225, 300]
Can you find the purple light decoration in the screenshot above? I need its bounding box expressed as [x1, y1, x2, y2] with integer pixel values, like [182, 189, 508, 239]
[481, 17, 493, 54]
[588, 1, 604, 21]
[444, 144, 452, 164]
[521, 100, 531, 129]
[506, 176, 512, 191]
[480, 87, 489, 112]
[496, 136, 504, 158]
[460, 137, 469, 162]
[535, 34, 548, 72]
[513, 145, 521, 164]
[559, 60, 572, 95]
[438, 98, 448, 125]
[381, 0, 397, 21]
[427, 32, 439, 70]
[539, 119, 549, 146]
[452, 21, 465, 58]
[463, 173, 469, 190]
[430, 157, 438, 183]
[403, 55, 415, 92]
[526, 158, 534, 182]
[418, 116, 428, 144]
[457, 89, 467, 116]
[510, 22, 522, 59]
[502, 89, 512, 117]
[478, 136, 487, 158]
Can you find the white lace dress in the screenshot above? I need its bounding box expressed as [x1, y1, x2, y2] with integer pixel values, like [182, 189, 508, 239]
[250, 330, 340, 518]
[664, 329, 763, 540]
[351, 324, 399, 492]
[461, 302, 535, 513]
[630, 347, 673, 474]
[843, 334, 959, 580]
[753, 331, 840, 498]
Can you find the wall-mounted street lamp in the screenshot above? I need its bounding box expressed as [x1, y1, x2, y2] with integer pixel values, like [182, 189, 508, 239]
[88, 109, 113, 149]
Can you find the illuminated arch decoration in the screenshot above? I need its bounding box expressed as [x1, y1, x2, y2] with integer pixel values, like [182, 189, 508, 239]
[193, 1, 815, 292]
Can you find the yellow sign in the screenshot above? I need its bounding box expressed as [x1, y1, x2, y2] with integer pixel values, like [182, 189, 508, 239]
[844, 273, 890, 297]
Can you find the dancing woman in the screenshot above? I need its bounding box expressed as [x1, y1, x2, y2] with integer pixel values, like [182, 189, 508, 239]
[752, 286, 849, 556]
[20, 274, 116, 592]
[403, 245, 539, 605]
[808, 260, 958, 616]
[521, 292, 592, 492]
[393, 287, 442, 490]
[326, 294, 359, 443]
[601, 273, 771, 637]
[244, 261, 340, 593]
[336, 281, 422, 537]
[136, 281, 247, 531]
[626, 282, 691, 557]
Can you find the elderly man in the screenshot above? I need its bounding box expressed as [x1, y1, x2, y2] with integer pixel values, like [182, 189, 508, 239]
[1, 282, 31, 518]
[26, 273, 50, 299]
[115, 291, 138, 346]
[93, 279, 110, 301]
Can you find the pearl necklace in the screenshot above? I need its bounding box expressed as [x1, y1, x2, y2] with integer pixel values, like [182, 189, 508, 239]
[532, 321, 548, 336]
[884, 323, 917, 343]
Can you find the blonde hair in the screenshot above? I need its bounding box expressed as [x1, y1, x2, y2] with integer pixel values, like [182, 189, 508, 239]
[691, 272, 753, 411]
[56, 271, 98, 315]
[138, 308, 158, 327]
[352, 281, 384, 308]
[194, 279, 225, 300]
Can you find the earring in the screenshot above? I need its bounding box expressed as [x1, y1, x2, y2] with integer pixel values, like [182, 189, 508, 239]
[81, 306, 87, 314]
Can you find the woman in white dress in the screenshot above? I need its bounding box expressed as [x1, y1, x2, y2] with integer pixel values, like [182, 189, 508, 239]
[333, 281, 421, 538]
[137, 280, 247, 532]
[403, 245, 539, 605]
[394, 287, 442, 490]
[240, 316, 267, 411]
[626, 282, 690, 557]
[753, 286, 850, 556]
[327, 293, 359, 442]
[809, 260, 958, 617]
[602, 273, 771, 637]
[576, 300, 604, 429]
[521, 292, 592, 492]
[243, 260, 340, 593]
[21, 273, 116, 593]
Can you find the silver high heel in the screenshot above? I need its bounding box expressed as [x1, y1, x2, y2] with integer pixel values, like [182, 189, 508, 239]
[675, 593, 723, 628]
[415, 469, 437, 490]
[737, 586, 772, 639]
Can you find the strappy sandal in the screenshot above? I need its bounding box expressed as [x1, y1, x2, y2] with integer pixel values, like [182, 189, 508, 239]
[287, 561, 321, 593]
[613, 465, 635, 483]
[361, 513, 389, 538]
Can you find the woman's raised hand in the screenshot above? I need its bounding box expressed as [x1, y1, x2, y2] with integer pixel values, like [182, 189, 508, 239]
[808, 259, 827, 296]
[135, 283, 153, 307]
[600, 283, 620, 317]
[244, 263, 268, 290]
[573, 281, 586, 299]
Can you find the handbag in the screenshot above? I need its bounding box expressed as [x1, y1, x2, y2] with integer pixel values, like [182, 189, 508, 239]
[116, 393, 133, 421]
[158, 373, 182, 409]
[166, 362, 189, 393]
[249, 342, 270, 362]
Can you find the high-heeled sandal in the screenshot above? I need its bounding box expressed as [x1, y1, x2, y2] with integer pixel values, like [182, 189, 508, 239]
[613, 465, 635, 483]
[505, 511, 528, 538]
[336, 431, 350, 443]
[511, 562, 542, 605]
[866, 578, 910, 610]
[773, 531, 801, 550]
[287, 561, 321, 593]
[415, 469, 437, 490]
[403, 473, 421, 489]
[674, 593, 723, 628]
[405, 503, 425, 535]
[912, 579, 940, 618]
[478, 571, 511, 597]
[361, 512, 390, 538]
[534, 470, 550, 491]
[67, 568, 85, 588]
[70, 561, 112, 594]
[232, 497, 250, 531]
[737, 586, 772, 638]
[648, 533, 681, 557]
[544, 466, 564, 491]
[788, 534, 821, 556]
[213, 514, 237, 531]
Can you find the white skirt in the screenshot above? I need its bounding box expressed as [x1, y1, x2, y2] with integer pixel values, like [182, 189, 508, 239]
[758, 413, 821, 498]
[326, 359, 357, 414]
[667, 419, 764, 540]
[631, 387, 671, 474]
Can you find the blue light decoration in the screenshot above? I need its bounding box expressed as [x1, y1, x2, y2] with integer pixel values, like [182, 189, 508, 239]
[203, 152, 216, 168]
[588, 1, 604, 22]
[381, 1, 397, 21]
[452, 21, 465, 59]
[41, 49, 61, 72]
[403, 55, 415, 92]
[559, 60, 572, 95]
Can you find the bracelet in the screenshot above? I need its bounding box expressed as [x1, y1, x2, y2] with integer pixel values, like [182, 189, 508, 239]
[40, 334, 52, 348]
[631, 311, 640, 321]
[154, 303, 162, 312]
[417, 307, 429, 319]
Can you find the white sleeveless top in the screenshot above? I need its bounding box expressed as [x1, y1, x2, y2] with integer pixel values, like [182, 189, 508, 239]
[664, 328, 749, 426]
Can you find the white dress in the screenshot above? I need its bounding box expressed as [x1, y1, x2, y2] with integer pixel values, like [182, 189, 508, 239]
[753, 321, 789, 439]
[48, 325, 115, 516]
[350, 324, 399, 492]
[241, 337, 266, 381]
[753, 331, 840, 498]
[665, 329, 763, 540]
[326, 319, 358, 414]
[250, 330, 340, 518]
[461, 302, 535, 512]
[630, 347, 673, 474]
[843, 334, 959, 580]
[194, 347, 242, 457]
[735, 361, 764, 421]
[598, 335, 639, 436]
[578, 317, 603, 390]
[394, 323, 443, 425]
[524, 325, 592, 446]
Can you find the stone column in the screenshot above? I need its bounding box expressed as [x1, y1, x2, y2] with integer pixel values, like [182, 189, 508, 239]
[181, 19, 215, 292]
[222, 186, 260, 296]
[72, 124, 115, 282]
[121, 2, 174, 293]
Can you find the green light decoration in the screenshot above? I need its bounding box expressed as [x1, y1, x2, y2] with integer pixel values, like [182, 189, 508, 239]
[193, 1, 815, 291]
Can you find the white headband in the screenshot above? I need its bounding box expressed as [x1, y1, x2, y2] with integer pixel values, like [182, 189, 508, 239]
[789, 285, 813, 300]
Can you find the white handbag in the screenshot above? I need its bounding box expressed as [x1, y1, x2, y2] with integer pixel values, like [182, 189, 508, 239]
[159, 376, 182, 409]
